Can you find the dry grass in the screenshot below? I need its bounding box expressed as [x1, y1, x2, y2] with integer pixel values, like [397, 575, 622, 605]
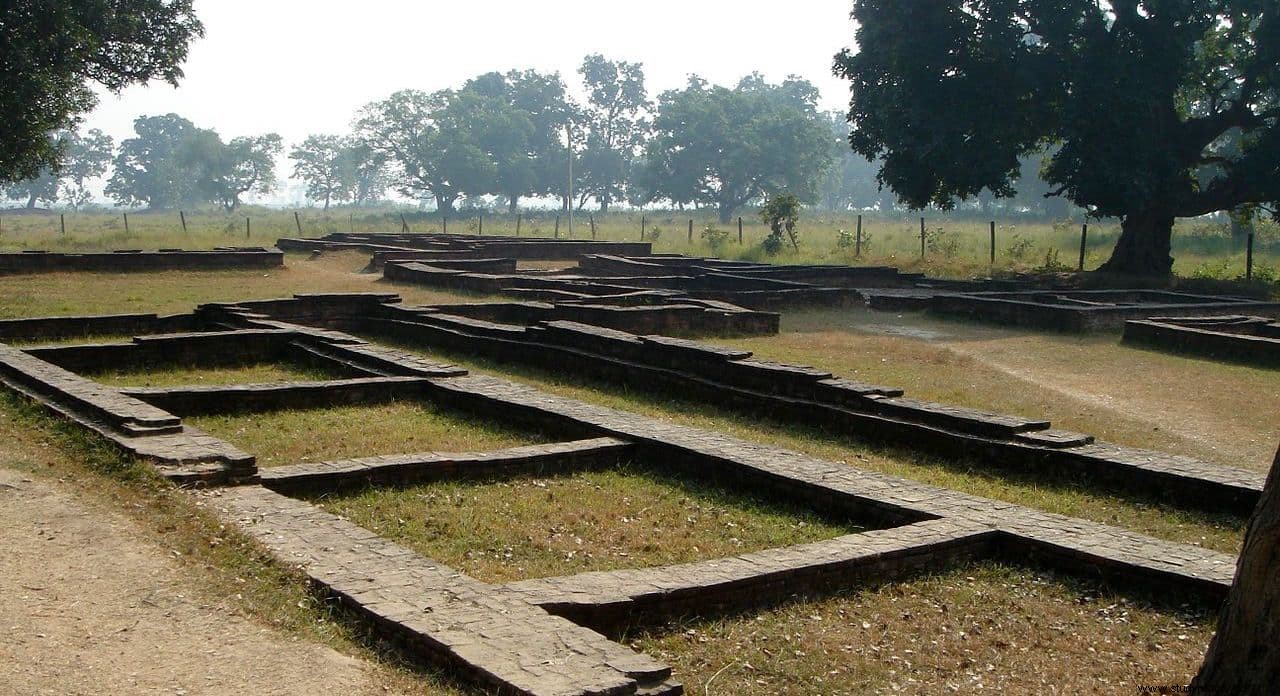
[725, 307, 1280, 471]
[311, 465, 859, 583]
[0, 391, 468, 694]
[189, 401, 548, 467]
[627, 562, 1214, 695]
[0, 250, 485, 319]
[85, 360, 339, 388]
[382, 347, 1244, 555]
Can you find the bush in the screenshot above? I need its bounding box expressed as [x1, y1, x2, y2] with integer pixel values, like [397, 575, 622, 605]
[1006, 232, 1034, 261]
[701, 224, 730, 253]
[761, 233, 784, 256]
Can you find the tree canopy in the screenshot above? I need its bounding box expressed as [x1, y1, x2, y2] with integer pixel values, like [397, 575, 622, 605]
[639, 74, 833, 223]
[0, 0, 202, 185]
[835, 0, 1280, 275]
[5, 128, 113, 209]
[105, 114, 280, 210]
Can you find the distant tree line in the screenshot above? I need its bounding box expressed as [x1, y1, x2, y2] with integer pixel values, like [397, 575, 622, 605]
[6, 53, 1075, 220]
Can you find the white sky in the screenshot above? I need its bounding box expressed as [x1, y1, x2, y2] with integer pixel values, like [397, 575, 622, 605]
[85, 0, 857, 147]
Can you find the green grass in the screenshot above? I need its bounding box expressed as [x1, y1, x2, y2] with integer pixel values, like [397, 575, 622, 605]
[2, 207, 1277, 284]
[0, 250, 490, 319]
[85, 360, 340, 387]
[378, 343, 1246, 556]
[188, 401, 550, 467]
[311, 465, 860, 583]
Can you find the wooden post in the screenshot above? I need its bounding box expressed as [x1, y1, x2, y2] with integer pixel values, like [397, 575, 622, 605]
[856, 214, 863, 257]
[920, 217, 926, 259]
[738, 217, 743, 244]
[60, 213, 65, 235]
[123, 213, 129, 234]
[400, 213, 409, 233]
[1247, 232, 1255, 281]
[589, 214, 596, 239]
[516, 213, 522, 236]
[989, 221, 996, 265]
[1078, 223, 1089, 271]
[442, 216, 448, 234]
[688, 219, 693, 243]
[180, 210, 187, 233]
[478, 214, 483, 235]
[349, 212, 354, 234]
[554, 215, 560, 238]
[245, 217, 250, 238]
[640, 215, 646, 241]
[294, 211, 303, 235]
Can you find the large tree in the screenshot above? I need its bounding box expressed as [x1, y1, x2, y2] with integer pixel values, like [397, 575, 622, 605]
[640, 74, 833, 223]
[106, 114, 279, 210]
[1192, 445, 1280, 694]
[106, 114, 211, 209]
[3, 128, 115, 209]
[0, 0, 202, 185]
[355, 89, 464, 213]
[290, 135, 353, 210]
[835, 1, 1280, 276]
[576, 54, 649, 212]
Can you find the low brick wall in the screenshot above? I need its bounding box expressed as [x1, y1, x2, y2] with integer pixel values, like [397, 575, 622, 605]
[1124, 317, 1280, 368]
[0, 312, 198, 342]
[929, 290, 1280, 332]
[0, 247, 283, 274]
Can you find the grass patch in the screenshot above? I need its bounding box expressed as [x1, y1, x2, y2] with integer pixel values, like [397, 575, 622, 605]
[310, 465, 861, 583]
[85, 360, 340, 388]
[626, 561, 1214, 695]
[0, 250, 491, 318]
[189, 400, 549, 467]
[379, 343, 1246, 555]
[0, 390, 468, 694]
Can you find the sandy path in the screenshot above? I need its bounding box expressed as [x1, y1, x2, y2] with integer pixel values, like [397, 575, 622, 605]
[0, 466, 408, 696]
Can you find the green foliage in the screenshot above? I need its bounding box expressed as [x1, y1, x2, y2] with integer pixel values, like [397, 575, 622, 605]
[924, 226, 959, 259]
[638, 75, 833, 222]
[836, 229, 856, 249]
[0, 0, 202, 185]
[836, 1, 1280, 274]
[105, 114, 281, 211]
[1006, 233, 1034, 261]
[1033, 248, 1072, 273]
[7, 128, 115, 209]
[576, 55, 648, 212]
[700, 223, 730, 252]
[759, 193, 802, 253]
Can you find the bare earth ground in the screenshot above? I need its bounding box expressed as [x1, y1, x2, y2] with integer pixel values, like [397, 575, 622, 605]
[0, 466, 408, 696]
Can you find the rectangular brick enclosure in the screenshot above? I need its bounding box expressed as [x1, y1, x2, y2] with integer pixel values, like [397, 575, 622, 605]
[1125, 315, 1280, 368]
[0, 292, 1252, 695]
[926, 289, 1280, 331]
[0, 247, 284, 273]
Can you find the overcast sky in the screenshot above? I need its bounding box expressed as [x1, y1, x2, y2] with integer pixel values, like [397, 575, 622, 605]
[85, 0, 858, 147]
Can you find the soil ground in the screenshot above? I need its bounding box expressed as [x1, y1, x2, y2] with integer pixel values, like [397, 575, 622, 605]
[0, 466, 414, 696]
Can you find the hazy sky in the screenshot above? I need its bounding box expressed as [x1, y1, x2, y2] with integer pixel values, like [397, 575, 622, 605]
[84, 0, 858, 147]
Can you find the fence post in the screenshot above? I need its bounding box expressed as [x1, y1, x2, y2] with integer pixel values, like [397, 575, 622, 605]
[856, 214, 863, 257]
[688, 218, 693, 243]
[920, 217, 926, 259]
[60, 213, 66, 236]
[350, 212, 354, 234]
[442, 216, 448, 234]
[294, 211, 303, 235]
[180, 210, 187, 233]
[1078, 223, 1088, 271]
[989, 221, 996, 266]
[738, 216, 743, 244]
[640, 215, 646, 241]
[123, 213, 129, 234]
[516, 213, 522, 236]
[245, 217, 250, 239]
[1247, 232, 1255, 281]
[554, 215, 560, 238]
[399, 213, 408, 233]
[589, 214, 596, 239]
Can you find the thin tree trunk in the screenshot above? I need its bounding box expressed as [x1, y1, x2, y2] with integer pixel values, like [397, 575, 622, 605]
[507, 195, 519, 214]
[1191, 445, 1280, 694]
[26, 192, 37, 209]
[1096, 209, 1175, 276]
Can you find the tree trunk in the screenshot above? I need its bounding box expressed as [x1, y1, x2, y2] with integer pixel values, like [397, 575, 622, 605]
[1096, 209, 1175, 276]
[435, 193, 456, 215]
[1191, 445, 1280, 694]
[599, 194, 610, 213]
[26, 192, 36, 209]
[323, 192, 330, 211]
[507, 195, 519, 214]
[717, 201, 734, 225]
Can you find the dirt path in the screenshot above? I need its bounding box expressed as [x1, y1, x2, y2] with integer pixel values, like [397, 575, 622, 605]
[0, 466, 408, 696]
